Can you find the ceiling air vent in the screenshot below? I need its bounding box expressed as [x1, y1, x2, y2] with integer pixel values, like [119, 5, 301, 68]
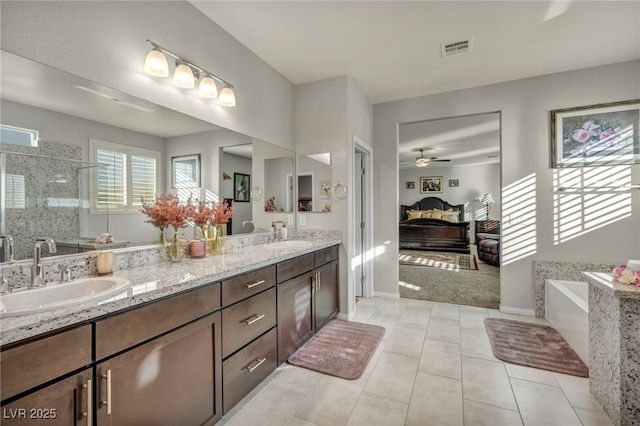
[441, 38, 473, 57]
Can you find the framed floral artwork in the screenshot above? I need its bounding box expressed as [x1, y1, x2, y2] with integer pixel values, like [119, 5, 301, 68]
[420, 176, 442, 194]
[551, 99, 640, 168]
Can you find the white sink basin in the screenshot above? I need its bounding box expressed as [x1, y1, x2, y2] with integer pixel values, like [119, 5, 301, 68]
[0, 276, 132, 317]
[267, 240, 313, 249]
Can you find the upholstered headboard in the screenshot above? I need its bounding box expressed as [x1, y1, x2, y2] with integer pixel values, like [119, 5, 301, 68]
[400, 197, 466, 221]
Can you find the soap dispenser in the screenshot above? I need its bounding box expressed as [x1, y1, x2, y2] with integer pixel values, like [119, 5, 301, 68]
[281, 223, 288, 240]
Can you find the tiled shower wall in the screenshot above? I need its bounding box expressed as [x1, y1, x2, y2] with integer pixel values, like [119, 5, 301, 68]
[1, 141, 81, 260]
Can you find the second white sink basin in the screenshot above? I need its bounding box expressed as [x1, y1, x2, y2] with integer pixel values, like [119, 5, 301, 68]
[0, 276, 132, 317]
[267, 240, 313, 249]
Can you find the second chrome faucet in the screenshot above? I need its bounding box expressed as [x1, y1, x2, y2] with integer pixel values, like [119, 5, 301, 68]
[31, 238, 57, 287]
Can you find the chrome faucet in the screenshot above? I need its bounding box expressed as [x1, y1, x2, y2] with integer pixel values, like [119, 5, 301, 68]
[0, 234, 14, 263]
[31, 238, 57, 287]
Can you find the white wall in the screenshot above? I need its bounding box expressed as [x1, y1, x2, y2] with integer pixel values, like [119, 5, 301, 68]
[0, 1, 295, 152]
[374, 60, 640, 313]
[295, 76, 372, 317]
[399, 163, 501, 221]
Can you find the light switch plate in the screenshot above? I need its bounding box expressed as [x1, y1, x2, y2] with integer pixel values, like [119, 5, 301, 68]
[299, 214, 306, 226]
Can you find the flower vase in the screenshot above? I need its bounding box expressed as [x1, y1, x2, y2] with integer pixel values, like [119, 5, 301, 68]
[167, 234, 185, 262]
[158, 227, 168, 246]
[198, 225, 210, 257]
[208, 224, 227, 255]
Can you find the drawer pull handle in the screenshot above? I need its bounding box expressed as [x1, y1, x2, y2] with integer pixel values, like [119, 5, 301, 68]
[243, 314, 266, 325]
[82, 378, 92, 426]
[100, 369, 112, 415]
[245, 279, 266, 289]
[245, 358, 267, 373]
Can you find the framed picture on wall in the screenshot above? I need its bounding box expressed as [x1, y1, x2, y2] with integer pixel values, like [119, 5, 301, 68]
[420, 176, 443, 194]
[234, 172, 251, 202]
[406, 181, 415, 189]
[448, 179, 459, 188]
[551, 99, 640, 168]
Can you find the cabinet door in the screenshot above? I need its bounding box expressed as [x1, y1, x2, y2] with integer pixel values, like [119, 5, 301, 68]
[277, 272, 314, 365]
[0, 368, 92, 426]
[96, 312, 222, 426]
[314, 260, 339, 331]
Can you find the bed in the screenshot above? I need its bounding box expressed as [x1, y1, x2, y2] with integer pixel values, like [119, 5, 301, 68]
[399, 197, 470, 253]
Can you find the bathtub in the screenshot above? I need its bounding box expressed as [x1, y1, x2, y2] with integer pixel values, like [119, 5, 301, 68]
[545, 279, 589, 366]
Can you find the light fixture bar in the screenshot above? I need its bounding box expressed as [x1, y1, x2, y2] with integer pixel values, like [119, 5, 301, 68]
[146, 39, 234, 89]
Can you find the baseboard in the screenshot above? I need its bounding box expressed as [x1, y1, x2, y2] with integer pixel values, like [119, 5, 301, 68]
[337, 312, 355, 321]
[373, 291, 400, 299]
[500, 305, 535, 317]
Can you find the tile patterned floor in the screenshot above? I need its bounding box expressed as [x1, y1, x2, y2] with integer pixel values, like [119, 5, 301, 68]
[218, 297, 612, 426]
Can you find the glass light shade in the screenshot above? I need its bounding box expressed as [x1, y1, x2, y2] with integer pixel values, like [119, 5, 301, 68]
[198, 76, 218, 98]
[173, 63, 195, 89]
[144, 49, 169, 77]
[218, 86, 236, 107]
[416, 158, 430, 167]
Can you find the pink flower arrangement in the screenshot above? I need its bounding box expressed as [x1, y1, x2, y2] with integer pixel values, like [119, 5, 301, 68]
[612, 265, 640, 286]
[190, 201, 216, 227]
[140, 194, 189, 231]
[211, 199, 233, 225]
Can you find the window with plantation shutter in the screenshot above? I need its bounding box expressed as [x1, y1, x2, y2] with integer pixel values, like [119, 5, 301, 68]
[5, 174, 26, 209]
[90, 139, 161, 213]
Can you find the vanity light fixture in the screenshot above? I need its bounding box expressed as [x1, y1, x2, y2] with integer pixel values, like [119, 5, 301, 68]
[143, 48, 169, 77]
[143, 39, 236, 107]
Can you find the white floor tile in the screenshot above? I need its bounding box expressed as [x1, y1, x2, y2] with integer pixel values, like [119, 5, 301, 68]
[511, 378, 582, 426]
[463, 399, 523, 426]
[431, 302, 461, 320]
[419, 338, 462, 380]
[460, 328, 497, 361]
[406, 372, 463, 426]
[462, 356, 518, 411]
[574, 407, 614, 426]
[364, 352, 419, 404]
[426, 317, 461, 344]
[346, 392, 408, 426]
[397, 308, 431, 329]
[384, 325, 426, 358]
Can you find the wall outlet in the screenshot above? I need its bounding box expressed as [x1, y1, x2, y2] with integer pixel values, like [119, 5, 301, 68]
[299, 214, 306, 226]
[287, 214, 293, 225]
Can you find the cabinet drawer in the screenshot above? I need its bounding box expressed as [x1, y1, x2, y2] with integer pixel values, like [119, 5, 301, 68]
[95, 283, 221, 360]
[277, 253, 314, 283]
[221, 266, 276, 307]
[1, 325, 91, 401]
[223, 327, 277, 413]
[222, 287, 276, 358]
[315, 245, 339, 267]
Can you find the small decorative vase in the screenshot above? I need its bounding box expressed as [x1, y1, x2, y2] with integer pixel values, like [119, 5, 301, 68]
[167, 234, 185, 262]
[208, 223, 227, 255]
[158, 227, 167, 246]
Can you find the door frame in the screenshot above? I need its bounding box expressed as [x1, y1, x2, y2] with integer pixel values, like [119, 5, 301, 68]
[352, 135, 374, 298]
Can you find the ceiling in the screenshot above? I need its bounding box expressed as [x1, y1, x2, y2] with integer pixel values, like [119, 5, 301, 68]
[2, 2, 638, 166]
[192, 0, 639, 167]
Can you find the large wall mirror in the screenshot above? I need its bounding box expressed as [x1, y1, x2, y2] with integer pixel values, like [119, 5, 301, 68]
[0, 50, 292, 262]
[297, 153, 331, 213]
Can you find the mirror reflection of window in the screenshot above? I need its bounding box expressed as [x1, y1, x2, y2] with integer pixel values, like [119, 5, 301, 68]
[5, 174, 25, 209]
[172, 154, 200, 189]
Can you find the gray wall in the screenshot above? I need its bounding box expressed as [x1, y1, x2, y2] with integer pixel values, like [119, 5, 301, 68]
[374, 60, 640, 313]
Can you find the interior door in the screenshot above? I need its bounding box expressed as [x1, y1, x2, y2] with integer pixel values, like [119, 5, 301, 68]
[354, 151, 365, 297]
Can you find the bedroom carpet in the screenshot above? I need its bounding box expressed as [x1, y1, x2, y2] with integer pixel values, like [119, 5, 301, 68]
[399, 250, 478, 271]
[484, 318, 589, 377]
[399, 246, 500, 309]
[287, 319, 385, 380]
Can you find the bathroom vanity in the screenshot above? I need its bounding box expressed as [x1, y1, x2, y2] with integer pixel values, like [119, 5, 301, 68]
[0, 235, 340, 425]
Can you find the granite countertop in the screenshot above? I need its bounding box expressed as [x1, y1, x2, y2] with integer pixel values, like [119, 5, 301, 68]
[582, 271, 640, 300]
[0, 237, 341, 347]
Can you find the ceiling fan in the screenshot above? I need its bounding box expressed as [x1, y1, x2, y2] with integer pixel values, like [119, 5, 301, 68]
[413, 149, 451, 168]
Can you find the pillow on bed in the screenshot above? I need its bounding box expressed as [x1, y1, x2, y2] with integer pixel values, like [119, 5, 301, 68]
[428, 208, 460, 222]
[406, 209, 424, 220]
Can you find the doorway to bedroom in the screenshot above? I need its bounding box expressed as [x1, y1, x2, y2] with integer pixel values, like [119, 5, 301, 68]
[397, 112, 501, 309]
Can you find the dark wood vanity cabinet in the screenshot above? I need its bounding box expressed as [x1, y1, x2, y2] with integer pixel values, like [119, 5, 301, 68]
[96, 312, 222, 426]
[0, 368, 92, 426]
[0, 324, 92, 425]
[277, 245, 339, 364]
